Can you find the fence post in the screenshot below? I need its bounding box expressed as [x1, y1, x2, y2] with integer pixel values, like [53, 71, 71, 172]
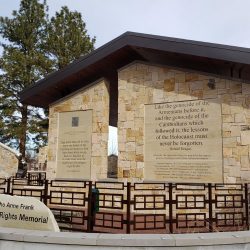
[169, 183, 173, 234]
[27, 173, 30, 186]
[87, 181, 93, 232]
[38, 173, 42, 186]
[208, 183, 213, 232]
[43, 179, 49, 205]
[244, 183, 249, 230]
[6, 178, 11, 195]
[126, 182, 131, 234]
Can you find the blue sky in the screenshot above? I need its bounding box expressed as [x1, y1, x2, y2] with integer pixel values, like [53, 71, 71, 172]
[1, 0, 250, 49]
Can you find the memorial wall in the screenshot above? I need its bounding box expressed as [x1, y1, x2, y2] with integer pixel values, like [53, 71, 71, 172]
[46, 79, 109, 179]
[56, 110, 92, 179]
[144, 99, 223, 183]
[118, 62, 250, 183]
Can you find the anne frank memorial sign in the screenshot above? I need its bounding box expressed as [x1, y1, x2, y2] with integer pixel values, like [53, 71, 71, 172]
[145, 99, 223, 183]
[56, 110, 92, 179]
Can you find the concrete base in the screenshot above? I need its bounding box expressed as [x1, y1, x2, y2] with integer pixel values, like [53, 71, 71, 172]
[1, 228, 250, 249]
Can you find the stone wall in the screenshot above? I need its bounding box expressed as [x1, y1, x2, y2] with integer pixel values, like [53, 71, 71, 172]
[38, 146, 48, 165]
[118, 62, 250, 183]
[47, 79, 109, 179]
[0, 143, 19, 178]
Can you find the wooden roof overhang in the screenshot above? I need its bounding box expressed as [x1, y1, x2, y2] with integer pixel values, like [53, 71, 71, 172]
[20, 32, 250, 108]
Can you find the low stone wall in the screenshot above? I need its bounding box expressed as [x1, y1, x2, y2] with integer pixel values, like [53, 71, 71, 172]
[1, 228, 250, 249]
[0, 142, 19, 178]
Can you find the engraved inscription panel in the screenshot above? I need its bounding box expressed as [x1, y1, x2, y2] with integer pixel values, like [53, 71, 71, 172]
[56, 110, 92, 179]
[145, 99, 223, 183]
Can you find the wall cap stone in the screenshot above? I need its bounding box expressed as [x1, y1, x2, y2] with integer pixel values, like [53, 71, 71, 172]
[1, 227, 250, 247]
[0, 142, 21, 158]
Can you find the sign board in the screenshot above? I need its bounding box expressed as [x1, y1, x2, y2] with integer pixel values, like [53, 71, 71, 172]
[56, 110, 92, 179]
[0, 194, 59, 231]
[145, 99, 223, 183]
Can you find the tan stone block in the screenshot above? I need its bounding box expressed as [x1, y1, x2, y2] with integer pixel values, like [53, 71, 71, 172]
[242, 83, 250, 95]
[223, 131, 231, 137]
[82, 95, 90, 105]
[54, 103, 71, 112]
[216, 80, 226, 89]
[225, 176, 236, 183]
[229, 81, 242, 94]
[190, 81, 203, 90]
[135, 134, 144, 145]
[127, 152, 136, 161]
[136, 169, 144, 179]
[135, 154, 144, 162]
[241, 130, 250, 145]
[230, 102, 243, 113]
[118, 112, 127, 122]
[123, 120, 135, 129]
[175, 73, 185, 83]
[221, 94, 233, 103]
[241, 156, 250, 169]
[230, 126, 241, 137]
[240, 172, 250, 182]
[191, 90, 203, 99]
[136, 145, 143, 155]
[178, 81, 189, 92]
[119, 143, 125, 151]
[229, 167, 241, 177]
[130, 168, 136, 178]
[47, 149, 54, 161]
[136, 162, 144, 170]
[228, 157, 238, 166]
[222, 115, 234, 123]
[223, 148, 232, 157]
[163, 78, 175, 92]
[125, 104, 132, 111]
[237, 136, 241, 145]
[237, 146, 249, 156]
[123, 169, 130, 178]
[126, 142, 136, 151]
[245, 96, 250, 108]
[203, 89, 217, 99]
[117, 167, 123, 178]
[235, 113, 246, 123]
[223, 137, 237, 147]
[119, 160, 130, 169]
[197, 74, 210, 80]
[221, 103, 231, 115]
[218, 89, 229, 95]
[185, 73, 199, 82]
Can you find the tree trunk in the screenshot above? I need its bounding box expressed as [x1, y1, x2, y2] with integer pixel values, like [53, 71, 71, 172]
[19, 104, 28, 169]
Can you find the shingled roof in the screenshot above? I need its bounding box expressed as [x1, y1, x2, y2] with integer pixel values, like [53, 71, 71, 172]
[20, 31, 250, 108]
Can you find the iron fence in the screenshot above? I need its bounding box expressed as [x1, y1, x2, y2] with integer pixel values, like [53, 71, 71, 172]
[0, 177, 249, 234]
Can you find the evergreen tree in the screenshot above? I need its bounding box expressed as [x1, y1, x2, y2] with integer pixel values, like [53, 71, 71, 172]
[46, 6, 95, 69]
[0, 1, 96, 163]
[0, 0, 51, 162]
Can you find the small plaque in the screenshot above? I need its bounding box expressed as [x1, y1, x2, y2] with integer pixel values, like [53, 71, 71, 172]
[72, 117, 79, 127]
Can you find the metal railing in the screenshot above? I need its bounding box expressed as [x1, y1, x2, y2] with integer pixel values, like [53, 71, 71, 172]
[0, 177, 249, 234]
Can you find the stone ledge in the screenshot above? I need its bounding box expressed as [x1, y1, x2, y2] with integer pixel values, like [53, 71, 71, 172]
[0, 228, 250, 247]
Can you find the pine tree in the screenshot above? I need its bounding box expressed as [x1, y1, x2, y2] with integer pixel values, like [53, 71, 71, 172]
[46, 6, 96, 69]
[0, 1, 96, 165]
[0, 0, 51, 162]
